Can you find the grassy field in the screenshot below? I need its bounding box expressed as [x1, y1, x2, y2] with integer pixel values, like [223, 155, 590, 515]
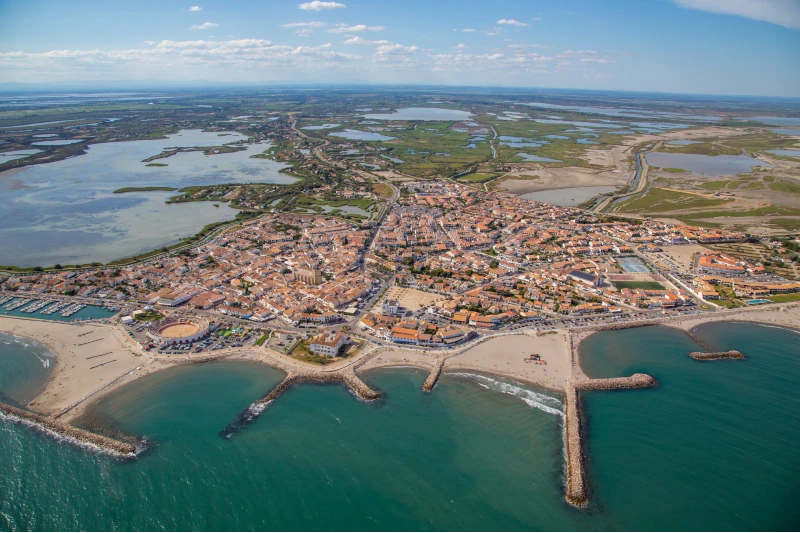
[612, 281, 666, 290]
[699, 180, 730, 190]
[768, 182, 800, 194]
[458, 172, 497, 183]
[616, 188, 731, 213]
[766, 292, 800, 303]
[371, 183, 394, 198]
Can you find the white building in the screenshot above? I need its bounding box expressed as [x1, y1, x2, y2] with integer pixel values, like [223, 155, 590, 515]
[309, 332, 348, 356]
[382, 299, 401, 315]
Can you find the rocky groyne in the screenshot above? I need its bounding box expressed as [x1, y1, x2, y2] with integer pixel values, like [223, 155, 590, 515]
[689, 350, 745, 361]
[422, 358, 445, 392]
[0, 401, 137, 457]
[221, 370, 380, 438]
[564, 373, 657, 508]
[574, 374, 658, 391]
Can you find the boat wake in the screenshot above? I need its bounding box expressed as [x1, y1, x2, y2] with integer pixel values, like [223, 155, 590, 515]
[449, 372, 565, 417]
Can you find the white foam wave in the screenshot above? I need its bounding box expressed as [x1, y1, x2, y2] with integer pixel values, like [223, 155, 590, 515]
[449, 372, 565, 417]
[247, 400, 271, 418]
[757, 324, 800, 335]
[0, 412, 136, 459]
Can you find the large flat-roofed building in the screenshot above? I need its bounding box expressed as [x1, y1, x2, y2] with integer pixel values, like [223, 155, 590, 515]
[309, 332, 347, 356]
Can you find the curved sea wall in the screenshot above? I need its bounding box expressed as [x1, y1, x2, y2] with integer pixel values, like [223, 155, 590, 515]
[689, 350, 745, 361]
[0, 401, 137, 457]
[564, 374, 657, 508]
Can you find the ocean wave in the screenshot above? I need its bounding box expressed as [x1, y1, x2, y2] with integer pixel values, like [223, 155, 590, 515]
[0, 412, 136, 459]
[449, 372, 565, 417]
[247, 400, 271, 418]
[756, 324, 800, 335]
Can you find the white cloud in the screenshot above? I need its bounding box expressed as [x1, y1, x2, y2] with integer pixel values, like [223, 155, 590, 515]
[462, 28, 477, 32]
[295, 29, 314, 37]
[282, 21, 326, 28]
[342, 36, 391, 45]
[328, 24, 385, 33]
[189, 22, 218, 30]
[189, 5, 202, 11]
[0, 38, 363, 82]
[580, 57, 615, 64]
[485, 27, 502, 36]
[497, 19, 529, 26]
[298, 1, 345, 11]
[672, 0, 800, 28]
[456, 43, 466, 49]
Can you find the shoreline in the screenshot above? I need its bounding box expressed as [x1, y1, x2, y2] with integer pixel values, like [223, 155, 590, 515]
[4, 304, 798, 425]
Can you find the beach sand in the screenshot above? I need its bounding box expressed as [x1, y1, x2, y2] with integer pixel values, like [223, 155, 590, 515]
[0, 316, 153, 420]
[444, 332, 571, 391]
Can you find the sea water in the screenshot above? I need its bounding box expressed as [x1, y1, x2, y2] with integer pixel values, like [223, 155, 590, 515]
[0, 322, 798, 530]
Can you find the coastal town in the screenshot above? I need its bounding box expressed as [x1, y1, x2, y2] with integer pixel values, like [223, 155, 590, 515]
[2, 179, 799, 360]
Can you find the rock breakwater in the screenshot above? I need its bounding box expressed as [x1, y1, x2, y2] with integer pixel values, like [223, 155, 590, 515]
[564, 373, 657, 508]
[221, 370, 380, 438]
[422, 358, 445, 392]
[689, 350, 745, 361]
[0, 401, 138, 457]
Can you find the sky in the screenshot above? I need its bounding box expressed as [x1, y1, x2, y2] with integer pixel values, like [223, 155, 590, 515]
[0, 0, 798, 96]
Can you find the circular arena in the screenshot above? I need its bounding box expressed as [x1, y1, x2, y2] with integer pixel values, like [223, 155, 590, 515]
[147, 316, 210, 345]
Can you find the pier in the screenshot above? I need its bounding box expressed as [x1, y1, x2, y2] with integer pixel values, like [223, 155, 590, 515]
[0, 402, 137, 457]
[564, 374, 657, 507]
[422, 358, 445, 392]
[689, 350, 745, 361]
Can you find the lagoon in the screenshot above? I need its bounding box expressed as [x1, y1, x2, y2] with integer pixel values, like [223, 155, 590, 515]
[0, 130, 292, 267]
[646, 152, 773, 177]
[0, 149, 43, 164]
[303, 123, 340, 130]
[516, 153, 562, 163]
[330, 129, 395, 141]
[31, 139, 85, 146]
[363, 107, 473, 121]
[767, 149, 800, 158]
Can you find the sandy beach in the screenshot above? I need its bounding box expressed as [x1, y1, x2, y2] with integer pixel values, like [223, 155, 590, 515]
[0, 316, 155, 420]
[444, 332, 571, 391]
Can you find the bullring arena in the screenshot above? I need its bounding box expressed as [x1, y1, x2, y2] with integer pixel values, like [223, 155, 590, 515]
[147, 316, 210, 345]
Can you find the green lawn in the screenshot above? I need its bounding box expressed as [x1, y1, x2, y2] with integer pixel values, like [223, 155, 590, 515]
[613, 281, 665, 290]
[768, 293, 800, 303]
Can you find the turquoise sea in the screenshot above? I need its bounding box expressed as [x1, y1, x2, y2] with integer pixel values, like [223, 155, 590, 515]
[0, 322, 798, 530]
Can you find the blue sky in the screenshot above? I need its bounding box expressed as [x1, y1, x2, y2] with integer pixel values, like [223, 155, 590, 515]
[0, 0, 798, 96]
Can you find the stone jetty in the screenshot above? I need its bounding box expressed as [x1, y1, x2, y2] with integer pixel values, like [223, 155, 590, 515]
[422, 358, 445, 392]
[564, 373, 657, 507]
[221, 369, 380, 438]
[0, 401, 137, 457]
[689, 350, 745, 361]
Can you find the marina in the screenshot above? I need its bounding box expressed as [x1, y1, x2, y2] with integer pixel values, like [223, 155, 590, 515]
[0, 297, 115, 322]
